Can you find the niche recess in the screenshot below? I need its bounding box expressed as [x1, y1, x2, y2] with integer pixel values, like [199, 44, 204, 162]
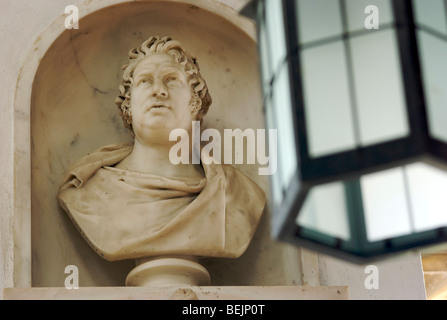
[26, 0, 301, 287]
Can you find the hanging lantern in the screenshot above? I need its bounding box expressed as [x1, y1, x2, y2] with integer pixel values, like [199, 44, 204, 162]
[242, 0, 447, 262]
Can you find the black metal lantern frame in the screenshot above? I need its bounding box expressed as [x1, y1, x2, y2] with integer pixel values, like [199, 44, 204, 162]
[254, 0, 447, 262]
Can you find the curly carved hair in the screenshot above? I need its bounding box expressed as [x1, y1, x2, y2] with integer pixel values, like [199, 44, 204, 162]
[115, 36, 212, 132]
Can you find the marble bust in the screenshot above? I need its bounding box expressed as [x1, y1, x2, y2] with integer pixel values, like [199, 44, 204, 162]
[57, 36, 265, 285]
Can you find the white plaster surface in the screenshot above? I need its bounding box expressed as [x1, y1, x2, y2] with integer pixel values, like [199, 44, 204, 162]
[0, 0, 84, 300]
[318, 252, 427, 300]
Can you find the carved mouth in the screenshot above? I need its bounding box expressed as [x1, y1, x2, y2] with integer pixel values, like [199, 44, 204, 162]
[148, 104, 170, 111]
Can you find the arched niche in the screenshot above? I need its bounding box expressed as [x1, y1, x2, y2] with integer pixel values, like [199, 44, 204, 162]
[15, 0, 302, 287]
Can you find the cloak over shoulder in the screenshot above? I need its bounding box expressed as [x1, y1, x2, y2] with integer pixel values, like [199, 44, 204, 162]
[58, 143, 265, 261]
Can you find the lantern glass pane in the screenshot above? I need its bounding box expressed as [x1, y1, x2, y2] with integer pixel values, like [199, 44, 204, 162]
[272, 65, 297, 190]
[259, 20, 272, 96]
[265, 0, 287, 77]
[301, 41, 357, 158]
[296, 0, 343, 45]
[294, 163, 447, 253]
[413, 0, 447, 36]
[416, 30, 447, 143]
[345, 0, 393, 32]
[265, 97, 283, 207]
[297, 182, 351, 241]
[350, 29, 409, 147]
[407, 163, 447, 232]
[361, 168, 413, 242]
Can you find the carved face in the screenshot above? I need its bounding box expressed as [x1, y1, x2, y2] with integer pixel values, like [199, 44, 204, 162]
[130, 53, 196, 144]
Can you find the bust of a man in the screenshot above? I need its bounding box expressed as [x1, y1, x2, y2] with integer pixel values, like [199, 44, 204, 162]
[57, 36, 265, 265]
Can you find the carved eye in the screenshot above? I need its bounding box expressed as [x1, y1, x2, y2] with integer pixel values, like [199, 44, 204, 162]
[137, 78, 152, 86]
[165, 76, 181, 87]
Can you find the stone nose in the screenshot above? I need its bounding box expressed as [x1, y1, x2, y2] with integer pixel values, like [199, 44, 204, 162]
[151, 79, 168, 98]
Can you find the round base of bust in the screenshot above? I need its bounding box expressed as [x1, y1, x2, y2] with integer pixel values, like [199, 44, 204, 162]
[125, 256, 211, 287]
